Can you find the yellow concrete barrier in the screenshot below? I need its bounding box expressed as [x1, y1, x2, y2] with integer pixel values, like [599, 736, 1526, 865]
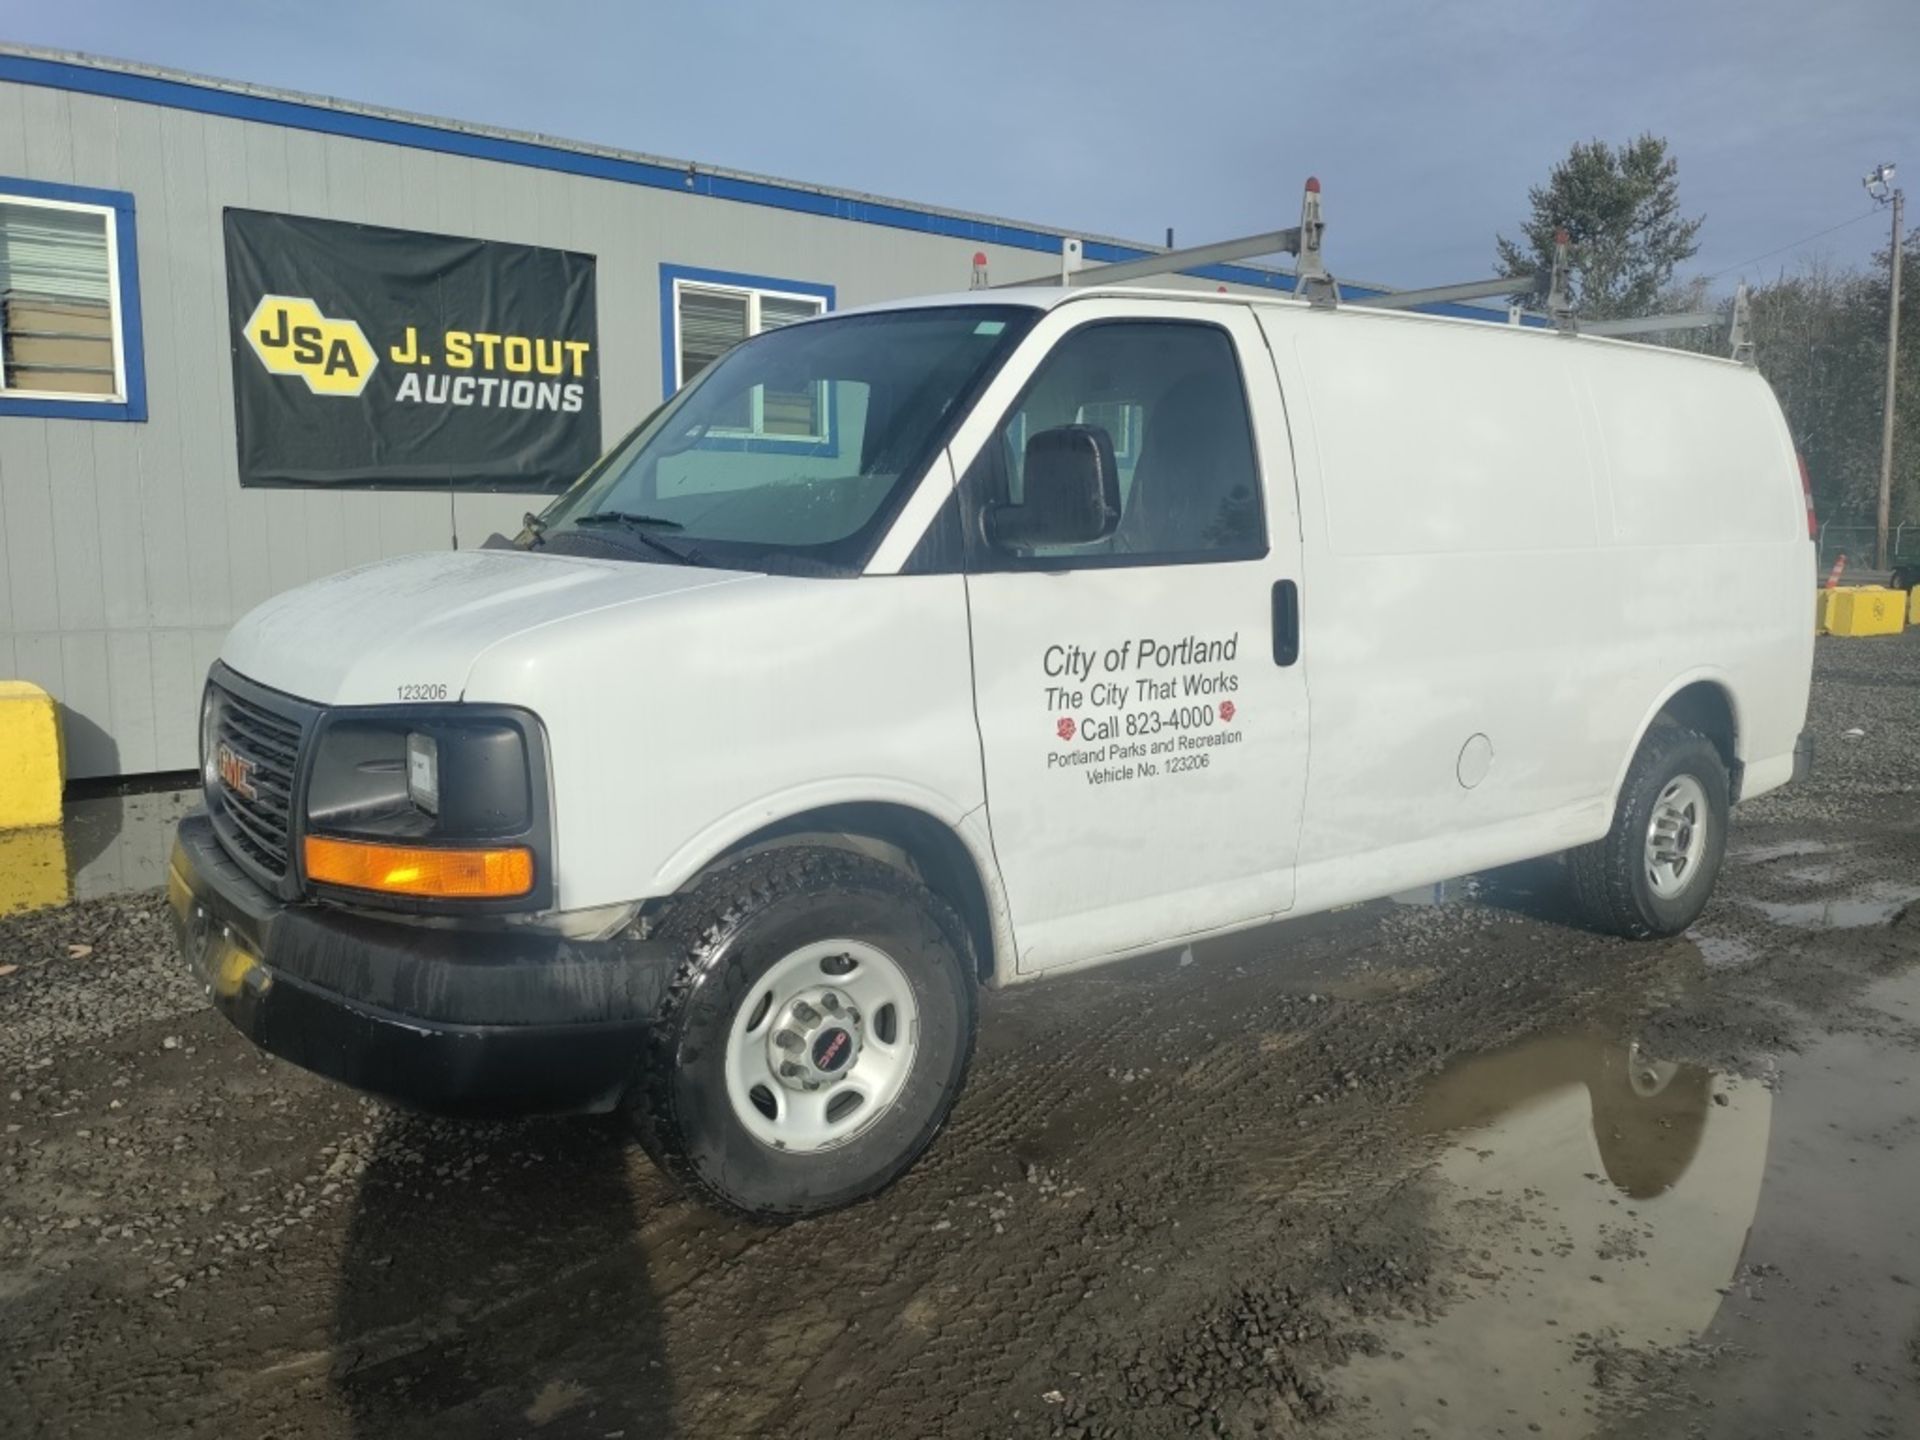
[1815, 589, 1837, 634]
[1826, 586, 1906, 637]
[0, 681, 63, 829]
[1909, 585, 1920, 626]
[0, 825, 70, 916]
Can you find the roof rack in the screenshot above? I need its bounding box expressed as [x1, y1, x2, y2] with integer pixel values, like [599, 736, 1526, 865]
[998, 176, 1335, 297]
[994, 180, 1750, 362]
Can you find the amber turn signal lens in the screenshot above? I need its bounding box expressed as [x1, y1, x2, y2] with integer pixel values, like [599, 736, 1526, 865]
[303, 836, 534, 899]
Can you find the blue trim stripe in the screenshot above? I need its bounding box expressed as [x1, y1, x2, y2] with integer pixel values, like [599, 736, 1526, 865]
[0, 173, 148, 422]
[0, 54, 1078, 253]
[0, 53, 1536, 329]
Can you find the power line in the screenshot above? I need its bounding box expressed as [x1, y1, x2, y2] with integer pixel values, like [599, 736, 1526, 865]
[1701, 207, 1885, 283]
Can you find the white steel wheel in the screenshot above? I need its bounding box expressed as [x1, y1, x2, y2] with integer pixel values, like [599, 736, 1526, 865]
[630, 846, 978, 1219]
[1644, 774, 1709, 900]
[1624, 1040, 1680, 1099]
[1569, 726, 1728, 940]
[723, 939, 920, 1154]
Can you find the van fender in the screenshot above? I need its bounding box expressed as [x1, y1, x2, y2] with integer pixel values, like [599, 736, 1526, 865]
[648, 777, 1020, 986]
[1607, 668, 1744, 810]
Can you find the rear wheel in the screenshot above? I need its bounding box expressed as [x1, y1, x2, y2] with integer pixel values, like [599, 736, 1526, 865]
[627, 846, 977, 1221]
[1569, 725, 1729, 938]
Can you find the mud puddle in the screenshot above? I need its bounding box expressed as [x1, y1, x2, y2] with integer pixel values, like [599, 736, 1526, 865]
[1685, 930, 1760, 971]
[1600, 964, 1920, 1439]
[1332, 1029, 1767, 1437]
[1725, 839, 1841, 867]
[1332, 967, 1920, 1439]
[1, 781, 197, 917]
[61, 784, 198, 900]
[1742, 879, 1920, 930]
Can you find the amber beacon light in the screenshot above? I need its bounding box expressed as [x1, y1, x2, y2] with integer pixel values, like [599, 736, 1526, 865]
[303, 835, 535, 899]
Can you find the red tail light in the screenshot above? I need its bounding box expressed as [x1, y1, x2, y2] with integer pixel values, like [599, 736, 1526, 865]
[1797, 453, 1816, 540]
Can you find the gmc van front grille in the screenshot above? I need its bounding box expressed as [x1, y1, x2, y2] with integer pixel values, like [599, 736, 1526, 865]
[205, 673, 312, 893]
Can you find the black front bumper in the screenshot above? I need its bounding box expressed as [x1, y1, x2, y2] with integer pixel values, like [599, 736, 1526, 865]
[168, 812, 676, 1115]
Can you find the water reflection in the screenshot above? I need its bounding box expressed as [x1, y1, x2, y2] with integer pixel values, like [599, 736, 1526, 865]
[1601, 967, 1920, 1439]
[1743, 882, 1920, 930]
[1337, 1031, 1772, 1437]
[0, 781, 198, 916]
[1413, 1033, 1718, 1201]
[62, 783, 198, 901]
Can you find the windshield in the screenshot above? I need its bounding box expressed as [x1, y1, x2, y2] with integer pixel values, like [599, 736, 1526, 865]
[533, 304, 1039, 574]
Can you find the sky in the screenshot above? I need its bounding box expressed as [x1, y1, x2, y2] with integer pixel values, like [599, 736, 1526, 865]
[3, 0, 1915, 293]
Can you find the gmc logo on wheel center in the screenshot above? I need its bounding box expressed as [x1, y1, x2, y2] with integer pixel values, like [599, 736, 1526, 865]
[216, 742, 258, 801]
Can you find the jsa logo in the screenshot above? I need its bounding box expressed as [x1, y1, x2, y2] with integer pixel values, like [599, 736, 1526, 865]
[244, 295, 378, 397]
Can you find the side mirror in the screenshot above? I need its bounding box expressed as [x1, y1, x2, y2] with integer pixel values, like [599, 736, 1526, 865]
[988, 424, 1122, 550]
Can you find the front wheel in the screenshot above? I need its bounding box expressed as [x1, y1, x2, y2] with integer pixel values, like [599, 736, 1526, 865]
[1568, 724, 1729, 938]
[627, 846, 977, 1221]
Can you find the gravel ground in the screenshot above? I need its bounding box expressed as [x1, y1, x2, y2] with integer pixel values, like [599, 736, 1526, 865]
[2, 633, 1918, 1439]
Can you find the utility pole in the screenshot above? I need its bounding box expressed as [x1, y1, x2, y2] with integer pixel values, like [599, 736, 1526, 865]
[1866, 163, 1903, 571]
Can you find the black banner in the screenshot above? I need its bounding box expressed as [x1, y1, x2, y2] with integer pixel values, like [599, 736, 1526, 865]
[223, 209, 600, 491]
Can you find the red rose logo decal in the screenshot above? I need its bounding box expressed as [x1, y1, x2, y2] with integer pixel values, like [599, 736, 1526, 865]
[1219, 700, 1237, 723]
[1057, 717, 1077, 741]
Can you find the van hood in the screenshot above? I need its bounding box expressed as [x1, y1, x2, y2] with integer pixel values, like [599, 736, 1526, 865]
[221, 549, 754, 705]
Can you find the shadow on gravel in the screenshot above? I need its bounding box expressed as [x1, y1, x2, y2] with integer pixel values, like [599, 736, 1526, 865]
[332, 1114, 674, 1439]
[1470, 854, 1601, 929]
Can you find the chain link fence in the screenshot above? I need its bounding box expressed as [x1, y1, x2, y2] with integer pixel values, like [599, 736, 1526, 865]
[1815, 522, 1920, 575]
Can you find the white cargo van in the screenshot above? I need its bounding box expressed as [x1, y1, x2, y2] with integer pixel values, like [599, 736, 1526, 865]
[170, 284, 1814, 1218]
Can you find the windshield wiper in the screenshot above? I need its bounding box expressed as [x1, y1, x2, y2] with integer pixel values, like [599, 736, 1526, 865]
[569, 510, 697, 564]
[573, 511, 686, 530]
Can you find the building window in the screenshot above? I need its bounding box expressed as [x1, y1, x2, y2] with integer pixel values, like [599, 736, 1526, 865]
[660, 265, 834, 442]
[0, 179, 146, 422]
[1075, 400, 1143, 462]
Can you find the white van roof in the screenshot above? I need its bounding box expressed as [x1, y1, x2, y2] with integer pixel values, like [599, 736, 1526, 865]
[837, 286, 1751, 370]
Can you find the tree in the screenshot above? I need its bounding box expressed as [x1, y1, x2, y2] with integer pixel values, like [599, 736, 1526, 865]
[1722, 228, 1920, 533]
[1497, 136, 1705, 319]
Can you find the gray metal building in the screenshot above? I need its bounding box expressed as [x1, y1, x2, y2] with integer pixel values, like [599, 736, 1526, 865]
[0, 45, 1444, 780]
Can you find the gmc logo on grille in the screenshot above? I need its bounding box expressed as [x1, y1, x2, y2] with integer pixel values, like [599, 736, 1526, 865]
[215, 742, 258, 801]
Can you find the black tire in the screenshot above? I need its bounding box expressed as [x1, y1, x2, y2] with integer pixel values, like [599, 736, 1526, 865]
[1568, 724, 1729, 939]
[626, 846, 977, 1221]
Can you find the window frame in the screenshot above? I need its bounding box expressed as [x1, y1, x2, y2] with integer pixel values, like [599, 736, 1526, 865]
[960, 316, 1270, 574]
[0, 178, 147, 423]
[659, 263, 836, 453]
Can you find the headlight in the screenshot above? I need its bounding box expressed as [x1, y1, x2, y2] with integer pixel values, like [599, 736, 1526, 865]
[199, 685, 219, 788]
[406, 732, 440, 815]
[302, 706, 550, 908]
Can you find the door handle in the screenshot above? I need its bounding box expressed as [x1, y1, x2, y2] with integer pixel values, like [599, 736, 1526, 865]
[1272, 580, 1300, 667]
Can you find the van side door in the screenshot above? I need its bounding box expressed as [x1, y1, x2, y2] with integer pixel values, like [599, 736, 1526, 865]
[954, 300, 1310, 973]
